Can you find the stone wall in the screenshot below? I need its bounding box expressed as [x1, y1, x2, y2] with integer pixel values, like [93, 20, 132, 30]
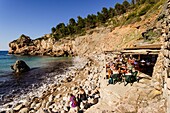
[161, 0, 170, 112]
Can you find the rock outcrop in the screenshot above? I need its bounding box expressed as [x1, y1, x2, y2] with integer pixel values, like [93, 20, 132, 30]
[11, 60, 30, 73]
[9, 34, 75, 57]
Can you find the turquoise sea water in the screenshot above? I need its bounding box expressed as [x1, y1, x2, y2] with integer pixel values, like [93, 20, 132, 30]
[0, 51, 72, 105]
[0, 51, 68, 80]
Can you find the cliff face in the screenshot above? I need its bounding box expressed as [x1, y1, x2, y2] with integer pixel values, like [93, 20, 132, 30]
[8, 3, 162, 57]
[9, 34, 76, 57]
[8, 24, 148, 57]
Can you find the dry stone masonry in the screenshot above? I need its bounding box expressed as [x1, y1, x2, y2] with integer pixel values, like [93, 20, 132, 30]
[161, 0, 170, 112]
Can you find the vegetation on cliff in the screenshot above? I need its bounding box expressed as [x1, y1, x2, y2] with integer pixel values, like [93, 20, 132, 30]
[8, 0, 166, 56]
[50, 0, 164, 40]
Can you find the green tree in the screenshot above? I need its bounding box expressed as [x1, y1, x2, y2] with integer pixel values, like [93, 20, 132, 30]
[85, 14, 97, 29]
[97, 12, 106, 24]
[55, 23, 68, 37]
[132, 0, 135, 5]
[139, 0, 146, 4]
[51, 27, 56, 33]
[56, 23, 65, 29]
[108, 7, 116, 18]
[69, 18, 76, 26]
[123, 0, 130, 11]
[101, 7, 109, 20]
[77, 16, 85, 29]
[115, 3, 126, 15]
[145, 0, 157, 4]
[67, 25, 75, 35]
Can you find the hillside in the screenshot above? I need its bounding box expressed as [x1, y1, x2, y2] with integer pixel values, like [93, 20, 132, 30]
[8, 0, 165, 57]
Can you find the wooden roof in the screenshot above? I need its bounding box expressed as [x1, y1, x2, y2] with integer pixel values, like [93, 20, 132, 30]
[121, 49, 160, 55]
[104, 44, 161, 55]
[124, 44, 162, 50]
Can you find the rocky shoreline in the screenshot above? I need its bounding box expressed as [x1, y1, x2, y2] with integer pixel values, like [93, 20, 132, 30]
[0, 54, 104, 113]
[0, 58, 73, 108]
[0, 52, 167, 113]
[8, 34, 76, 57]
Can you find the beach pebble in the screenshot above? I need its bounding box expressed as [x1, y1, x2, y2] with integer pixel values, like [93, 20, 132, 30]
[52, 108, 58, 112]
[48, 95, 54, 102]
[57, 87, 61, 91]
[41, 100, 47, 108]
[21, 100, 29, 107]
[55, 94, 61, 100]
[45, 102, 51, 108]
[94, 94, 100, 98]
[48, 104, 53, 109]
[80, 102, 84, 109]
[63, 106, 69, 112]
[63, 96, 68, 101]
[18, 108, 28, 113]
[13, 104, 23, 111]
[34, 108, 42, 113]
[30, 102, 36, 108]
[34, 103, 41, 110]
[88, 98, 94, 104]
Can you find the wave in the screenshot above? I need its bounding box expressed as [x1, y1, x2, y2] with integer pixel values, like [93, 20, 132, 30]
[0, 57, 10, 60]
[0, 51, 8, 55]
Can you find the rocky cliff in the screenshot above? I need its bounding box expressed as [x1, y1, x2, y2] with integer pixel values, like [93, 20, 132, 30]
[9, 34, 75, 57]
[9, 1, 164, 57]
[8, 22, 156, 57]
[9, 12, 163, 57]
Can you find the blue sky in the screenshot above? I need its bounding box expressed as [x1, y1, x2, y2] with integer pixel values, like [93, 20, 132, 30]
[0, 0, 130, 50]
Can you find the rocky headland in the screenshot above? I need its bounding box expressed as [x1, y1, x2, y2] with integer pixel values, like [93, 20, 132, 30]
[8, 34, 76, 57]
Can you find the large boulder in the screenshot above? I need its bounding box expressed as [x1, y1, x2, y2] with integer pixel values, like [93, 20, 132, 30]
[11, 60, 30, 73]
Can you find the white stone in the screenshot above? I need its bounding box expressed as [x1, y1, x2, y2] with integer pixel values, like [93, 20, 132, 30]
[13, 104, 23, 111]
[29, 110, 36, 113]
[61, 110, 66, 113]
[41, 100, 47, 108]
[64, 106, 69, 111]
[63, 96, 68, 101]
[48, 94, 54, 102]
[80, 102, 84, 109]
[88, 98, 94, 104]
[45, 102, 50, 108]
[57, 87, 61, 91]
[167, 78, 170, 90]
[55, 94, 61, 99]
[18, 108, 28, 113]
[34, 103, 41, 110]
[94, 94, 100, 98]
[30, 102, 36, 108]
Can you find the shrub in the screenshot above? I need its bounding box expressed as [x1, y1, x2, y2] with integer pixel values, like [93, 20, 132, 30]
[125, 16, 141, 25]
[138, 4, 152, 16]
[126, 12, 137, 20]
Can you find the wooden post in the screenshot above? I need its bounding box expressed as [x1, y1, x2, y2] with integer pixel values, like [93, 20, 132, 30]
[138, 54, 141, 61]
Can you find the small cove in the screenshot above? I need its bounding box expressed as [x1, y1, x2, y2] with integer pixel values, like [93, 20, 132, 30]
[0, 51, 73, 105]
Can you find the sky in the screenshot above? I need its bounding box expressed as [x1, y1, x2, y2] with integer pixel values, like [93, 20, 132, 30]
[0, 0, 130, 50]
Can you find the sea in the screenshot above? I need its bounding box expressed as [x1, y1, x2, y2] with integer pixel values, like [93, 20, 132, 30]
[0, 51, 68, 80]
[0, 51, 72, 105]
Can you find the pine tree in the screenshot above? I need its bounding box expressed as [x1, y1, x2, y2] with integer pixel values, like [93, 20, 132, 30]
[115, 3, 126, 15]
[101, 7, 109, 20]
[77, 16, 85, 29]
[123, 0, 130, 11]
[51, 27, 56, 33]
